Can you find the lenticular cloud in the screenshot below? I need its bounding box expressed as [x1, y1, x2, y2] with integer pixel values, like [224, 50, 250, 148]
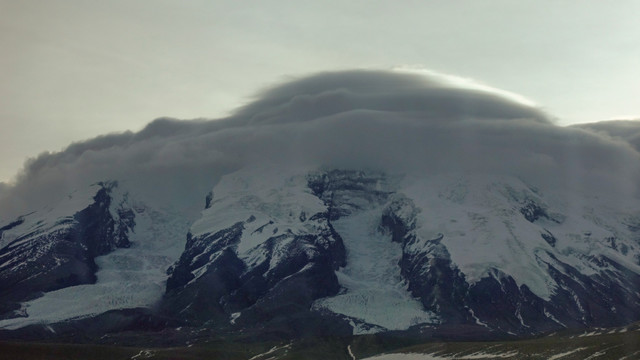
[1, 69, 639, 220]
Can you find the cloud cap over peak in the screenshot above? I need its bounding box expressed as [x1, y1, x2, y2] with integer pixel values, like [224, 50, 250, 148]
[233, 69, 550, 125]
[1, 69, 638, 220]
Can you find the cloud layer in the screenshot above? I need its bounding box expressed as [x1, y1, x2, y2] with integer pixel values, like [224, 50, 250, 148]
[234, 70, 548, 125]
[572, 120, 640, 152]
[1, 70, 639, 221]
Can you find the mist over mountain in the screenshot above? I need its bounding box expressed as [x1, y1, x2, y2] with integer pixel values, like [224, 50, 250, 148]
[572, 119, 640, 152]
[1, 69, 640, 342]
[1, 70, 638, 221]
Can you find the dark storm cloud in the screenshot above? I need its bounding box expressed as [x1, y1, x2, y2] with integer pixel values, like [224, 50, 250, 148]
[1, 70, 638, 220]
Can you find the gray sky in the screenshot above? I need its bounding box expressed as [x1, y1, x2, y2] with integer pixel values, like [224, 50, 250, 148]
[1, 0, 639, 182]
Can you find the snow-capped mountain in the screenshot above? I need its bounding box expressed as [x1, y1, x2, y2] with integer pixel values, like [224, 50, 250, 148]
[1, 69, 640, 340]
[4, 166, 637, 338]
[160, 166, 640, 337]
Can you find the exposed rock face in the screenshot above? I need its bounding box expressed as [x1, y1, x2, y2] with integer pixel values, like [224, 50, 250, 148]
[0, 182, 134, 319]
[377, 180, 640, 336]
[162, 170, 348, 335]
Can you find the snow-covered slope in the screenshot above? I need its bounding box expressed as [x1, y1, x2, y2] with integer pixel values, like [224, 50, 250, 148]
[1, 164, 630, 337]
[0, 182, 132, 320]
[162, 166, 640, 336]
[162, 166, 347, 334]
[0, 182, 190, 330]
[404, 173, 640, 301]
[397, 173, 640, 333]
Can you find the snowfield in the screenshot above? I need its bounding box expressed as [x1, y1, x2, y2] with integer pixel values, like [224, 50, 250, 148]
[402, 173, 640, 301]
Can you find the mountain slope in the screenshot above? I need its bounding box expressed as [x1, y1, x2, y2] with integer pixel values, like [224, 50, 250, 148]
[162, 167, 349, 336]
[0, 182, 189, 330]
[160, 167, 640, 337]
[2, 167, 639, 338]
[0, 182, 132, 319]
[0, 70, 639, 341]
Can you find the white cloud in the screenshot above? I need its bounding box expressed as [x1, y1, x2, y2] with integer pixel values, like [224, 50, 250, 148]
[393, 66, 538, 107]
[572, 120, 640, 152]
[1, 69, 639, 221]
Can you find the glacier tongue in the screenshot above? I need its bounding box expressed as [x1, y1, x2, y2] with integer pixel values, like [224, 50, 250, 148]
[313, 209, 438, 333]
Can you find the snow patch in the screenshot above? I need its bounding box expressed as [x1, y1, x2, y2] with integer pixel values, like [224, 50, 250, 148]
[361, 352, 518, 360]
[248, 344, 291, 360]
[230, 312, 241, 324]
[362, 354, 446, 360]
[348, 345, 356, 360]
[547, 347, 588, 360]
